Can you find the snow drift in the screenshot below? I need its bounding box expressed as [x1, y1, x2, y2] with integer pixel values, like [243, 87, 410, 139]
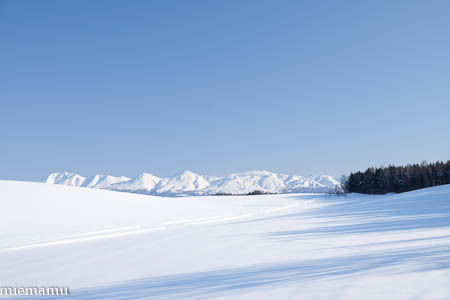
[1, 180, 450, 299]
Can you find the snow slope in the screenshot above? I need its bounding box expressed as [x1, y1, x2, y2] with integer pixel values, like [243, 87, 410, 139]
[1, 180, 450, 299]
[153, 170, 211, 196]
[109, 172, 161, 193]
[45, 172, 87, 187]
[45, 172, 131, 189]
[83, 174, 131, 189]
[44, 170, 339, 196]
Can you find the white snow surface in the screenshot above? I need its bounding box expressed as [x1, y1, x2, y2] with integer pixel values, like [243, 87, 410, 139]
[83, 174, 131, 189]
[45, 172, 87, 187]
[44, 170, 339, 196]
[1, 180, 450, 299]
[109, 172, 160, 193]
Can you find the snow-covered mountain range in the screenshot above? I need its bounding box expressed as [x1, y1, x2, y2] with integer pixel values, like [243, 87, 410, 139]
[44, 170, 340, 196]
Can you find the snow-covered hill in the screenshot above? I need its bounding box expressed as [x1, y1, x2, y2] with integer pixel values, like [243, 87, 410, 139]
[2, 180, 450, 299]
[44, 170, 340, 196]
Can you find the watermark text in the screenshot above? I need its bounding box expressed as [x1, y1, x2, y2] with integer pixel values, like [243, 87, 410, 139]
[0, 287, 69, 297]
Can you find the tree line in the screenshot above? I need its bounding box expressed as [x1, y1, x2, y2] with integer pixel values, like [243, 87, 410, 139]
[343, 160, 450, 194]
[214, 190, 277, 196]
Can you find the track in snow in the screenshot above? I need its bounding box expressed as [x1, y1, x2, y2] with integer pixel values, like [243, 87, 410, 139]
[3, 203, 299, 252]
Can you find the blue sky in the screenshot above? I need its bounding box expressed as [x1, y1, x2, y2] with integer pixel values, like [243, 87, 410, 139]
[1, 0, 450, 181]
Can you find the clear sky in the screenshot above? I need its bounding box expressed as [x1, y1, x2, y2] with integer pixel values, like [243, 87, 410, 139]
[1, 0, 450, 181]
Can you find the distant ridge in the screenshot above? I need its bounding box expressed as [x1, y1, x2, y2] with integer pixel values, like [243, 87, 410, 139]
[45, 170, 340, 197]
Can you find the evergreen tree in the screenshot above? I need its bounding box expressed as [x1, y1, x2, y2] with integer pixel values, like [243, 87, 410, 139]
[344, 160, 450, 194]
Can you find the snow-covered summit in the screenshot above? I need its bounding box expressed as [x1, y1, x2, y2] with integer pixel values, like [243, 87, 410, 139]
[153, 170, 210, 196]
[44, 170, 340, 196]
[83, 174, 131, 189]
[110, 173, 161, 193]
[45, 172, 86, 187]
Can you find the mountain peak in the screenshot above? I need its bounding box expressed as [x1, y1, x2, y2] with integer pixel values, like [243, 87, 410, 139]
[135, 172, 160, 180]
[176, 170, 199, 177]
[83, 174, 130, 189]
[45, 170, 339, 196]
[45, 172, 86, 187]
